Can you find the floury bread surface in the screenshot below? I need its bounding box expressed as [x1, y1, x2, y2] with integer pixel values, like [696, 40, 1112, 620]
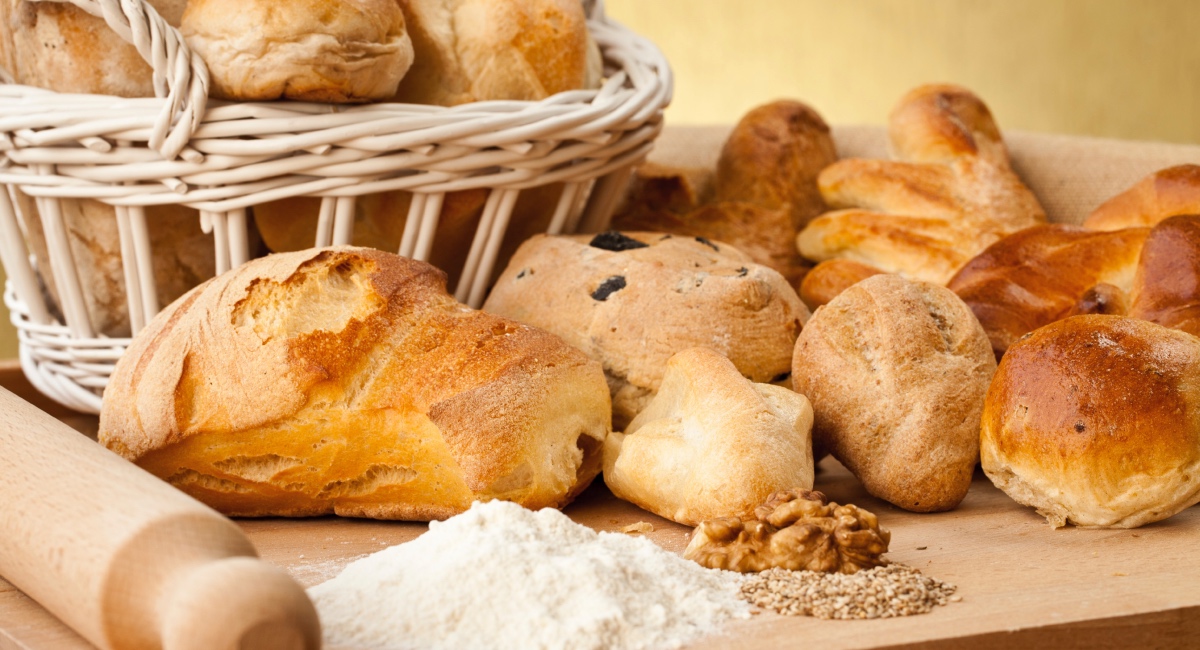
[99, 247, 611, 520]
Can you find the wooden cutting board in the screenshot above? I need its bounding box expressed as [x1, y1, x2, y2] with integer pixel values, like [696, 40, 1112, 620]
[1, 360, 1197, 650]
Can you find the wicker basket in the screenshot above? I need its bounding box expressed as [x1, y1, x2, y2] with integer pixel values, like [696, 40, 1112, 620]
[0, 0, 672, 414]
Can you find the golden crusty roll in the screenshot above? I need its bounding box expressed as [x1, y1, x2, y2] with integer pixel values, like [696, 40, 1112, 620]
[5, 0, 187, 96]
[1084, 165, 1200, 231]
[391, 0, 591, 105]
[947, 224, 1149, 358]
[603, 347, 815, 527]
[99, 247, 611, 520]
[1128, 215, 1200, 337]
[981, 315, 1200, 528]
[792, 274, 995, 512]
[613, 100, 836, 289]
[484, 232, 809, 429]
[713, 100, 838, 230]
[181, 0, 413, 102]
[798, 259, 885, 311]
[797, 84, 1046, 284]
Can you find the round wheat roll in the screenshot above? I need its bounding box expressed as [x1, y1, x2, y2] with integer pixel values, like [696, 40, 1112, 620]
[981, 315, 1200, 528]
[792, 274, 995, 512]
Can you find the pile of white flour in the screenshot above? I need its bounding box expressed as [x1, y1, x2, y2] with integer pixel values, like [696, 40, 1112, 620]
[309, 501, 750, 650]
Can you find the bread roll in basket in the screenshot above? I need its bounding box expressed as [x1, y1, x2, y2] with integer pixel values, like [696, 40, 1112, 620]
[0, 0, 672, 413]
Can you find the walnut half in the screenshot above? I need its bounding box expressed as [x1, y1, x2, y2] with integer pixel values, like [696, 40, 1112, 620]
[683, 489, 890, 574]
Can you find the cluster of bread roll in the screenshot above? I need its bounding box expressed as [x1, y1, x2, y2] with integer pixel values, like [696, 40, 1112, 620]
[94, 72, 1200, 532]
[0, 0, 599, 335]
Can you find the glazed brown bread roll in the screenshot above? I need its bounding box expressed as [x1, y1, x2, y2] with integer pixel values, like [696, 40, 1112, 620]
[949, 215, 1200, 357]
[797, 84, 1046, 285]
[484, 232, 808, 429]
[99, 247, 611, 520]
[182, 0, 413, 102]
[603, 347, 815, 526]
[613, 100, 836, 288]
[792, 274, 995, 512]
[1, 0, 212, 336]
[981, 315, 1200, 528]
[948, 224, 1149, 358]
[1084, 164, 1200, 231]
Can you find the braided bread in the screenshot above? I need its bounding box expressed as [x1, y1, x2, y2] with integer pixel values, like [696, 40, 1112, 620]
[797, 84, 1046, 284]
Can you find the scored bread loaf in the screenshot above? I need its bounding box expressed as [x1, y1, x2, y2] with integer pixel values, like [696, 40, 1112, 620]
[981, 315, 1200, 528]
[797, 84, 1046, 284]
[484, 231, 808, 429]
[792, 274, 995, 512]
[1084, 164, 1200, 231]
[181, 0, 414, 102]
[603, 347, 814, 527]
[98, 247, 611, 520]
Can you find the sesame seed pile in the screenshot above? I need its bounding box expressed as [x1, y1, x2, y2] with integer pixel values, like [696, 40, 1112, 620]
[739, 564, 958, 619]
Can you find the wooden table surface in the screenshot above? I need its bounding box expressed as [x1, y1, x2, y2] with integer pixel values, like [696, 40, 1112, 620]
[1, 360, 1197, 650]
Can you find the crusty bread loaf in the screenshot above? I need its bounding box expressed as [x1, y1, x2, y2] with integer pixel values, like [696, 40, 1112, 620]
[1128, 215, 1200, 337]
[948, 224, 1149, 358]
[981, 315, 1200, 528]
[99, 247, 611, 520]
[603, 347, 814, 526]
[181, 0, 412, 102]
[798, 259, 884, 311]
[2, 0, 212, 337]
[797, 84, 1046, 284]
[1084, 165, 1200, 231]
[613, 100, 836, 289]
[483, 231, 809, 428]
[391, 0, 591, 105]
[792, 274, 995, 512]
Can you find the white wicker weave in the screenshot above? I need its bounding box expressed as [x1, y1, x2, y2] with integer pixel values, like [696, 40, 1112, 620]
[0, 0, 672, 413]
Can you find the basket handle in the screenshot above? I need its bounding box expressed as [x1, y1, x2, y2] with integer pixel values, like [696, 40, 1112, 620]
[29, 0, 209, 160]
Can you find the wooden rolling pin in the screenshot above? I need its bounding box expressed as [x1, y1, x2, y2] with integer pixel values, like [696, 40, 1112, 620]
[0, 387, 321, 650]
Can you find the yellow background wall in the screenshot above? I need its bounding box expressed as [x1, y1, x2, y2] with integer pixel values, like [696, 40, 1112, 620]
[2, 0, 1199, 359]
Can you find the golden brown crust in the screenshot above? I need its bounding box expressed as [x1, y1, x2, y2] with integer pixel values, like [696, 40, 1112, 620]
[1084, 165, 1200, 231]
[391, 0, 589, 106]
[947, 224, 1149, 358]
[7, 0, 187, 96]
[798, 259, 885, 311]
[714, 100, 837, 230]
[613, 101, 835, 290]
[181, 0, 413, 102]
[483, 232, 809, 429]
[980, 315, 1200, 528]
[602, 347, 814, 526]
[1129, 215, 1200, 337]
[99, 247, 611, 520]
[791, 274, 995, 512]
[797, 84, 1046, 284]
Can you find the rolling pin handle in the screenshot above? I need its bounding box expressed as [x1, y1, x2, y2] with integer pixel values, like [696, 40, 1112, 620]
[160, 557, 321, 650]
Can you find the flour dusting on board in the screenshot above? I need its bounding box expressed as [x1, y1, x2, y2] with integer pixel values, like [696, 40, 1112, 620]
[308, 500, 750, 650]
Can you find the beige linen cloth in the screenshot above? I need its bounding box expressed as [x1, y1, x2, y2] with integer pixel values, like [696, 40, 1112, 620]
[646, 125, 1200, 226]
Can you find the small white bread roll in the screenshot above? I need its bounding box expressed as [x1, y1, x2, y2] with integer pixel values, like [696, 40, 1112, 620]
[603, 347, 815, 526]
[392, 0, 592, 106]
[181, 0, 414, 102]
[981, 315, 1200, 528]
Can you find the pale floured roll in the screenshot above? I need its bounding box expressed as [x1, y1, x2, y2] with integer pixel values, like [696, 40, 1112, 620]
[603, 347, 815, 526]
